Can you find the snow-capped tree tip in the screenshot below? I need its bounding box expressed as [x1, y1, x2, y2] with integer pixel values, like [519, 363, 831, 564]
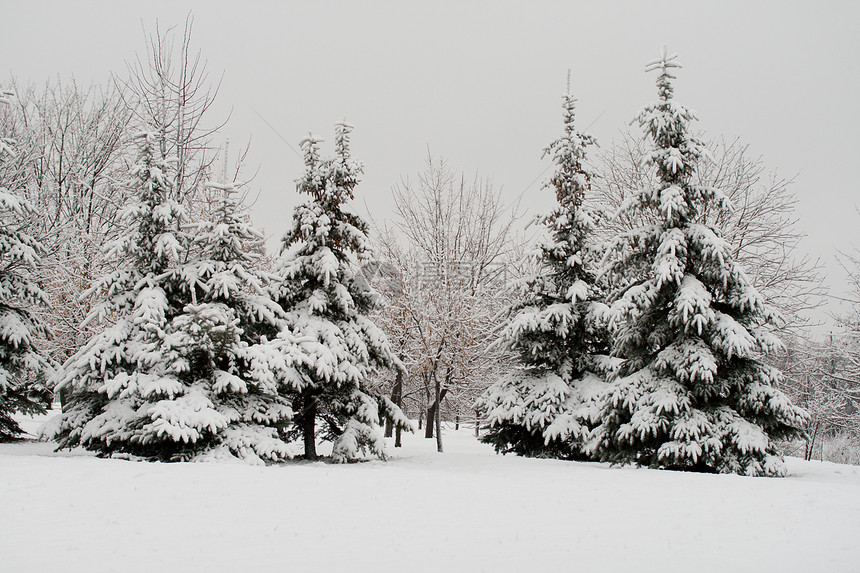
[644, 45, 682, 74]
[298, 134, 324, 148]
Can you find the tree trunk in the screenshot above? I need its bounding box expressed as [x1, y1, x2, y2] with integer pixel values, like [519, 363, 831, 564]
[424, 387, 449, 439]
[385, 370, 404, 438]
[394, 370, 404, 448]
[474, 408, 480, 438]
[423, 371, 432, 437]
[805, 421, 819, 462]
[425, 402, 434, 439]
[302, 394, 318, 461]
[434, 373, 443, 453]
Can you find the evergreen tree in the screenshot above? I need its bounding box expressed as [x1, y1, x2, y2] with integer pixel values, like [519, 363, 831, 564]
[0, 89, 51, 441]
[270, 121, 410, 462]
[589, 48, 807, 476]
[166, 181, 306, 462]
[478, 79, 609, 458]
[53, 132, 302, 462]
[53, 130, 185, 457]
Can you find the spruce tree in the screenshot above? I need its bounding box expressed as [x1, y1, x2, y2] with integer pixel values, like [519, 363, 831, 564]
[53, 133, 301, 462]
[165, 181, 305, 462]
[0, 89, 51, 441]
[53, 131, 186, 457]
[478, 79, 609, 458]
[589, 48, 807, 476]
[270, 121, 410, 462]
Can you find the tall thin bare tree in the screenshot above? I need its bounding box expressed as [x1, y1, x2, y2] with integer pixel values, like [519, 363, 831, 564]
[121, 15, 225, 210]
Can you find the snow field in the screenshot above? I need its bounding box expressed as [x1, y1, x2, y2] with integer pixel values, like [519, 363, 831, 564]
[1, 418, 858, 573]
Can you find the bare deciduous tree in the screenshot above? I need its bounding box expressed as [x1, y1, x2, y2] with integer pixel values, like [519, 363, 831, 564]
[371, 157, 518, 452]
[777, 335, 855, 460]
[1, 78, 131, 368]
[121, 15, 225, 209]
[775, 238, 860, 462]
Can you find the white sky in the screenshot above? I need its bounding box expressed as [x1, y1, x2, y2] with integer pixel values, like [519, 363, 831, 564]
[2, 1, 859, 323]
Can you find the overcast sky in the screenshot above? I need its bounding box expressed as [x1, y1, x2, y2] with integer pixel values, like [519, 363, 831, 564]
[2, 1, 859, 322]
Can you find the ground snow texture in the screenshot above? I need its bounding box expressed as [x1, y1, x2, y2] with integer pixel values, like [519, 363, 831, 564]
[2, 414, 858, 572]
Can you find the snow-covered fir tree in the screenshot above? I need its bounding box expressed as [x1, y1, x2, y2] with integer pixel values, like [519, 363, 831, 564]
[270, 121, 411, 462]
[589, 48, 808, 476]
[164, 180, 308, 462]
[53, 132, 304, 462]
[0, 89, 51, 441]
[478, 78, 610, 458]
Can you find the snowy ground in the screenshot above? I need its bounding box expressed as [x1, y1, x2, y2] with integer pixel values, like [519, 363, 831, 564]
[2, 413, 858, 573]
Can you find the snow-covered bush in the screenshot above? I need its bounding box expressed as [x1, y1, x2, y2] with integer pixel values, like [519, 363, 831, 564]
[588, 49, 808, 476]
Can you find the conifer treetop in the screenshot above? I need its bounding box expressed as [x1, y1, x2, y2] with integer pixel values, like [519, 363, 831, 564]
[197, 181, 264, 266]
[542, 74, 595, 210]
[626, 47, 729, 229]
[297, 121, 363, 208]
[644, 45, 682, 102]
[110, 130, 186, 276]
